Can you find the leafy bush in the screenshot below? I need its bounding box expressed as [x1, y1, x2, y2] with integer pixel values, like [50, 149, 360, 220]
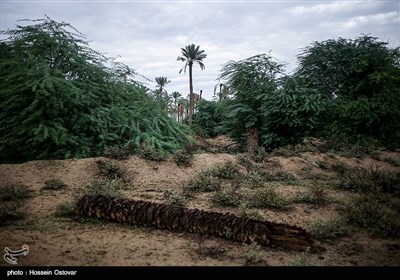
[0, 17, 190, 162]
[261, 77, 326, 149]
[296, 35, 400, 149]
[192, 99, 230, 137]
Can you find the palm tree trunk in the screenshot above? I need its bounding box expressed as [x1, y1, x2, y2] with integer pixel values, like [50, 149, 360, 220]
[188, 62, 194, 126]
[247, 127, 259, 158]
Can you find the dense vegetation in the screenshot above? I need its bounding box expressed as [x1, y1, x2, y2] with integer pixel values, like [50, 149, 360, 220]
[193, 35, 400, 152]
[0, 17, 190, 162]
[1, 17, 399, 162]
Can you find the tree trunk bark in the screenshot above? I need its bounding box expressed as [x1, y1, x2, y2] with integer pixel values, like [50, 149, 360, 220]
[75, 195, 316, 251]
[247, 127, 259, 158]
[188, 62, 194, 126]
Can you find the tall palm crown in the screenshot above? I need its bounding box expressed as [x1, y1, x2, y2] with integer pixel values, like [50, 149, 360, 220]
[177, 44, 207, 125]
[155, 76, 170, 96]
[171, 91, 182, 121]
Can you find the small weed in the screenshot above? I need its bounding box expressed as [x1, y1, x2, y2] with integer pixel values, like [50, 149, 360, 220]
[245, 188, 292, 210]
[209, 162, 242, 180]
[224, 227, 233, 239]
[163, 190, 189, 206]
[344, 194, 399, 237]
[288, 250, 316, 266]
[243, 243, 264, 265]
[0, 184, 32, 201]
[310, 219, 350, 240]
[84, 180, 125, 198]
[184, 172, 220, 192]
[192, 234, 225, 258]
[0, 202, 24, 226]
[55, 201, 76, 217]
[294, 185, 328, 208]
[43, 178, 67, 190]
[238, 205, 263, 220]
[237, 154, 255, 174]
[270, 143, 318, 157]
[253, 147, 268, 163]
[96, 159, 126, 181]
[339, 166, 400, 195]
[173, 149, 193, 167]
[138, 145, 167, 161]
[330, 161, 351, 175]
[212, 186, 242, 207]
[103, 146, 130, 160]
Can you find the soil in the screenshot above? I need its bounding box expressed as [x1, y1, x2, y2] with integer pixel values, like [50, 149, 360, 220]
[1, 137, 400, 267]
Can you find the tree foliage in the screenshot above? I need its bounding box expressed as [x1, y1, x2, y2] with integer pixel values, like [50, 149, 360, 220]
[296, 35, 400, 148]
[0, 17, 190, 162]
[261, 77, 326, 148]
[218, 54, 284, 151]
[192, 99, 231, 137]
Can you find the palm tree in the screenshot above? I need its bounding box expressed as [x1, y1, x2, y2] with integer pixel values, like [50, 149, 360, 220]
[155, 76, 170, 97]
[177, 44, 207, 126]
[171, 91, 182, 121]
[178, 98, 189, 122]
[213, 81, 230, 101]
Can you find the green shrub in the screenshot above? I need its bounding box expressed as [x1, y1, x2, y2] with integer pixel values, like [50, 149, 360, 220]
[0, 184, 32, 201]
[310, 219, 349, 240]
[245, 188, 292, 210]
[163, 191, 189, 206]
[84, 180, 125, 198]
[243, 243, 264, 265]
[96, 159, 126, 181]
[294, 185, 328, 208]
[55, 201, 76, 217]
[43, 178, 67, 190]
[339, 166, 400, 195]
[0, 203, 24, 226]
[173, 149, 193, 167]
[344, 194, 399, 237]
[138, 144, 167, 161]
[209, 162, 242, 180]
[184, 173, 220, 192]
[212, 186, 242, 207]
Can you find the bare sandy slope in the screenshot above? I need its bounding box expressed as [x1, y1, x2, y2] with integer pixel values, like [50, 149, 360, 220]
[1, 144, 400, 266]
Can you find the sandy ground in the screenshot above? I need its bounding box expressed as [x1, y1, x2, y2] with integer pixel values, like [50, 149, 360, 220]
[1, 139, 400, 267]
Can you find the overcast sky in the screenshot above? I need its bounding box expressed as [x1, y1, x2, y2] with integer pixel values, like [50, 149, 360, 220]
[1, 0, 399, 100]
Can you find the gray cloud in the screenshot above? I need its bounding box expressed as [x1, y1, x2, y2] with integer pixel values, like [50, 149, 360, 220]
[2, 0, 399, 100]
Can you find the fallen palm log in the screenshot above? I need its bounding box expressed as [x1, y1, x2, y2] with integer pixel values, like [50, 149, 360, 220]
[75, 195, 316, 251]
